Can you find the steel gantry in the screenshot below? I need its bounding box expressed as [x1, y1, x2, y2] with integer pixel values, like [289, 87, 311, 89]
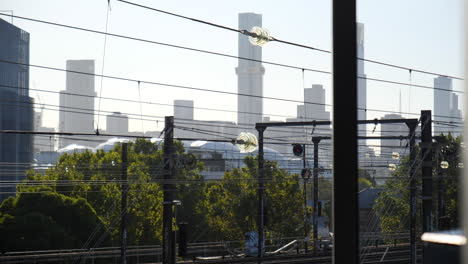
[255, 117, 419, 263]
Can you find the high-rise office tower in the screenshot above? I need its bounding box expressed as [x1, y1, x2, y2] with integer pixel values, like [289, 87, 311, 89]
[59, 60, 96, 148]
[357, 23, 367, 122]
[433, 76, 462, 136]
[236, 13, 264, 127]
[0, 19, 34, 200]
[106, 112, 128, 135]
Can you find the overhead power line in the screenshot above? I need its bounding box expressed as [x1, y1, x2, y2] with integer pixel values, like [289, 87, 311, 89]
[0, 59, 463, 122]
[0, 58, 330, 106]
[0, 130, 152, 139]
[361, 76, 464, 94]
[0, 13, 329, 75]
[0, 12, 463, 93]
[0, 83, 312, 121]
[5, 92, 460, 139]
[116, 0, 464, 81]
[116, 0, 331, 53]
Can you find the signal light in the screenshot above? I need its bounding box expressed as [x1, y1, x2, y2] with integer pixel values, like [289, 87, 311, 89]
[292, 144, 303, 156]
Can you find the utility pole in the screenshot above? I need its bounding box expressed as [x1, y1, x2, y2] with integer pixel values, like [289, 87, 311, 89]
[420, 110, 433, 234]
[120, 143, 128, 264]
[256, 127, 265, 263]
[302, 144, 308, 253]
[163, 116, 175, 264]
[407, 120, 418, 264]
[312, 137, 321, 253]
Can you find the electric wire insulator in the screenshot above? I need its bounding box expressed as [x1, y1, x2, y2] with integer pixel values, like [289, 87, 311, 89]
[235, 132, 258, 153]
[440, 161, 449, 169]
[248, 27, 271, 47]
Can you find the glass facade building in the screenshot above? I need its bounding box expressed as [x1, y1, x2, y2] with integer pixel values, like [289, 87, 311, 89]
[0, 18, 34, 201]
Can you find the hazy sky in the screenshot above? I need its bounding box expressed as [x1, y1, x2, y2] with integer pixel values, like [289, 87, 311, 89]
[0, 0, 464, 133]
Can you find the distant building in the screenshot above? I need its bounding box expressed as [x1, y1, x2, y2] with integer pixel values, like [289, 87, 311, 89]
[357, 23, 367, 123]
[106, 112, 128, 135]
[433, 76, 462, 136]
[297, 85, 331, 123]
[185, 140, 289, 180]
[173, 99, 239, 140]
[0, 19, 34, 201]
[297, 84, 332, 167]
[380, 114, 407, 158]
[33, 109, 56, 153]
[236, 13, 264, 127]
[174, 100, 194, 121]
[59, 60, 96, 148]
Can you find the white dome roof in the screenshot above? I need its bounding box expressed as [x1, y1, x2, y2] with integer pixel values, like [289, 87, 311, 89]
[95, 138, 132, 152]
[58, 144, 94, 154]
[187, 140, 285, 161]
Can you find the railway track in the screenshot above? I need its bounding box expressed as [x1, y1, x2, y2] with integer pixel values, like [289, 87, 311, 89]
[193, 244, 421, 264]
[0, 243, 421, 264]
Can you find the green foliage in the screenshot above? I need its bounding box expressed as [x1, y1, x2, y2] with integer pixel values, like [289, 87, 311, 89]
[436, 134, 462, 226]
[16, 138, 205, 247]
[197, 156, 306, 241]
[374, 134, 462, 234]
[5, 138, 323, 250]
[0, 191, 108, 252]
[374, 166, 412, 234]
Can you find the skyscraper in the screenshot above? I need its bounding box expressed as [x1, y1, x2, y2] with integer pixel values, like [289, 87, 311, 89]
[433, 76, 462, 136]
[59, 60, 96, 148]
[236, 13, 264, 127]
[0, 19, 34, 200]
[357, 23, 367, 122]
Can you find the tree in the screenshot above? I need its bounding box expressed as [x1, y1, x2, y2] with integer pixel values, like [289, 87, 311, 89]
[0, 190, 109, 252]
[197, 156, 306, 242]
[18, 139, 205, 247]
[374, 134, 462, 234]
[435, 134, 462, 227]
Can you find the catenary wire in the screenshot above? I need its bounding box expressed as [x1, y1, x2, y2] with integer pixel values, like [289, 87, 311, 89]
[0, 12, 463, 93]
[115, 0, 464, 81]
[0, 59, 464, 121]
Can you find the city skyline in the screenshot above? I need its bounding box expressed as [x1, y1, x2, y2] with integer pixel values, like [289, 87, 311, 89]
[0, 2, 465, 261]
[0, 0, 463, 137]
